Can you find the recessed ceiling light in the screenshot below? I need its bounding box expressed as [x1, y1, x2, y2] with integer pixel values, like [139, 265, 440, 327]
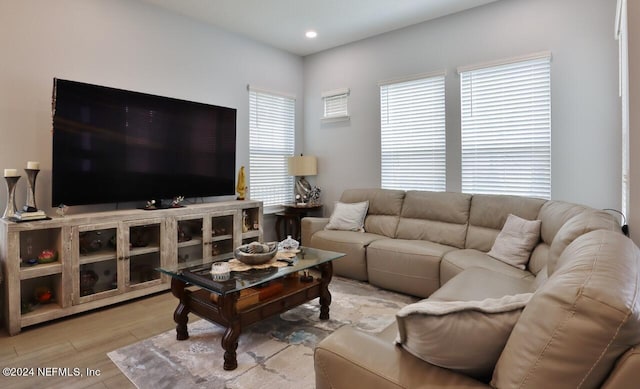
[305, 30, 318, 39]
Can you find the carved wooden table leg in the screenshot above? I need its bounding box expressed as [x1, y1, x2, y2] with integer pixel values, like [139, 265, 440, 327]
[171, 277, 190, 341]
[318, 261, 333, 320]
[222, 322, 241, 370]
[219, 292, 240, 370]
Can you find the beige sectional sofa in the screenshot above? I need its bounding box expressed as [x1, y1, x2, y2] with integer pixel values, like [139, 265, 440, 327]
[302, 189, 640, 388]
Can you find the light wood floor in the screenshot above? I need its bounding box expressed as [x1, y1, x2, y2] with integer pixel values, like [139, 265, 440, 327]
[0, 291, 178, 389]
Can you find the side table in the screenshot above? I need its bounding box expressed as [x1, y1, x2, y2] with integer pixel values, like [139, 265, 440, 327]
[275, 203, 323, 241]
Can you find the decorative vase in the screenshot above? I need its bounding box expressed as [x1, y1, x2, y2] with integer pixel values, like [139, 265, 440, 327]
[278, 235, 300, 252]
[3, 175, 20, 219]
[24, 168, 40, 212]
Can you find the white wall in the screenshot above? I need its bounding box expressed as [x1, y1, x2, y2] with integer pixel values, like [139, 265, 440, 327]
[0, 0, 304, 221]
[303, 0, 621, 215]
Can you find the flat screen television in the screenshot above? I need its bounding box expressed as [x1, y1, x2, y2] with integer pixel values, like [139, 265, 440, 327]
[51, 78, 237, 207]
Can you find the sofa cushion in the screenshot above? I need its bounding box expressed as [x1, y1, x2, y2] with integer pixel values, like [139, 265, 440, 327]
[367, 239, 455, 298]
[340, 188, 405, 237]
[431, 267, 534, 302]
[466, 194, 545, 252]
[487, 214, 541, 270]
[325, 201, 369, 232]
[537, 200, 589, 245]
[395, 191, 471, 248]
[441, 249, 535, 287]
[396, 293, 533, 380]
[527, 242, 549, 275]
[314, 325, 489, 389]
[547, 210, 619, 276]
[310, 229, 386, 281]
[492, 230, 640, 388]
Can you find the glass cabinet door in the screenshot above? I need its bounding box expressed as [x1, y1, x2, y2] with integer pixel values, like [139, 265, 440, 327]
[74, 224, 119, 304]
[177, 216, 205, 264]
[123, 219, 163, 290]
[210, 213, 234, 260]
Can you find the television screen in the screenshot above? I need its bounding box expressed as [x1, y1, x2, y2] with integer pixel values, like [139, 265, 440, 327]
[52, 78, 236, 207]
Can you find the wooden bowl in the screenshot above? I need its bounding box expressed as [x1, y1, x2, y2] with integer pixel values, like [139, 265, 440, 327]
[234, 242, 278, 265]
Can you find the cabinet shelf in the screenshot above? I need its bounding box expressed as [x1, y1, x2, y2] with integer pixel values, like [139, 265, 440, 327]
[178, 238, 203, 248]
[79, 250, 117, 265]
[21, 303, 64, 327]
[129, 245, 161, 257]
[20, 262, 63, 280]
[212, 234, 233, 242]
[243, 230, 261, 239]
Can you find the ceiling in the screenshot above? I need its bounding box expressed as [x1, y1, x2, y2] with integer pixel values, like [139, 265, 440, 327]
[138, 0, 500, 56]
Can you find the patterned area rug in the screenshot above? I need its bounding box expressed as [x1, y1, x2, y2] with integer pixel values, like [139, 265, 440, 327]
[108, 277, 417, 389]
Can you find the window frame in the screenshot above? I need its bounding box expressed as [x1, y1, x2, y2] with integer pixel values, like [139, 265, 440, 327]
[379, 71, 447, 192]
[248, 87, 296, 211]
[459, 52, 552, 199]
[322, 88, 350, 121]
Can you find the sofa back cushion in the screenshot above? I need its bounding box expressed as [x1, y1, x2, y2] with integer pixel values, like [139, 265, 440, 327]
[396, 191, 471, 248]
[547, 210, 620, 276]
[340, 188, 405, 237]
[465, 194, 545, 252]
[537, 200, 589, 245]
[531, 202, 617, 277]
[528, 243, 550, 276]
[492, 230, 640, 388]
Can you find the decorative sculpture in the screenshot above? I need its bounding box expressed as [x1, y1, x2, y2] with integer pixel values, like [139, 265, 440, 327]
[236, 166, 246, 200]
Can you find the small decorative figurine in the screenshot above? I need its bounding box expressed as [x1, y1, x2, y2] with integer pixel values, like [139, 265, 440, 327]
[242, 210, 249, 233]
[309, 186, 321, 205]
[172, 196, 184, 208]
[236, 166, 246, 200]
[56, 204, 68, 217]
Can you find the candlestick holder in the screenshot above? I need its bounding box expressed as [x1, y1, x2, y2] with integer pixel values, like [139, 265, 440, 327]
[23, 168, 40, 212]
[3, 175, 20, 219]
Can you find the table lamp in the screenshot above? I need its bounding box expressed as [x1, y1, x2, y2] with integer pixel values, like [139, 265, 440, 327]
[288, 155, 317, 204]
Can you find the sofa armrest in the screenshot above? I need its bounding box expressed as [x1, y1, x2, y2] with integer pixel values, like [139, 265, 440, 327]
[314, 326, 489, 389]
[301, 217, 329, 246]
[602, 347, 640, 388]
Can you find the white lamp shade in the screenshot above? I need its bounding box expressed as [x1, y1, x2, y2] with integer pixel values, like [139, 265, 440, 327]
[288, 155, 317, 176]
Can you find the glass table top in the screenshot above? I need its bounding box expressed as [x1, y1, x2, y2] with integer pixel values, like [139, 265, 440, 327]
[157, 247, 344, 295]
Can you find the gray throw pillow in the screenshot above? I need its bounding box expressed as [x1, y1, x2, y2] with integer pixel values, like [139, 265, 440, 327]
[488, 214, 541, 269]
[324, 201, 369, 232]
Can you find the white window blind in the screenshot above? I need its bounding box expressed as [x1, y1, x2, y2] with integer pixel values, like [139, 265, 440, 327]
[380, 74, 446, 191]
[249, 89, 295, 208]
[460, 54, 551, 199]
[322, 88, 349, 119]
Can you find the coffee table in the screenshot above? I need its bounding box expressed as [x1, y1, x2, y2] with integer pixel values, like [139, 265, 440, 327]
[157, 247, 344, 370]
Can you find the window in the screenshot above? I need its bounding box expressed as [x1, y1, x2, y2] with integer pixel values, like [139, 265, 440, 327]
[379, 73, 446, 191]
[460, 53, 551, 199]
[616, 0, 629, 217]
[322, 88, 349, 120]
[249, 88, 295, 209]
